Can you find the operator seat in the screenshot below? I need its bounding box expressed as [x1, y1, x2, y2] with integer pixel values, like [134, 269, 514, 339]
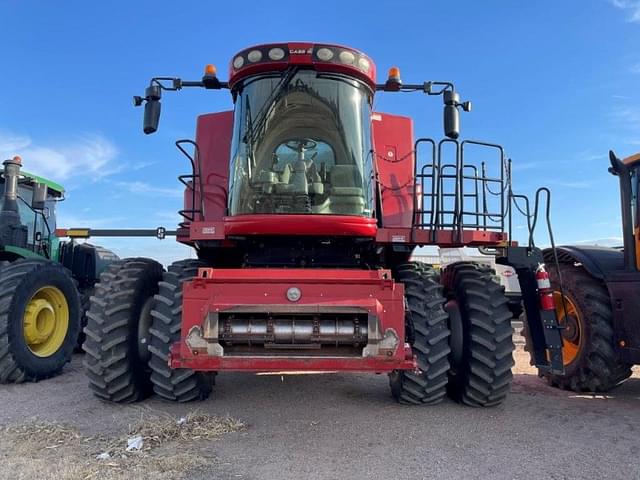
[329, 165, 365, 215]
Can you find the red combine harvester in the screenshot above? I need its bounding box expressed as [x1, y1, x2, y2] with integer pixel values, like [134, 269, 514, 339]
[84, 42, 564, 406]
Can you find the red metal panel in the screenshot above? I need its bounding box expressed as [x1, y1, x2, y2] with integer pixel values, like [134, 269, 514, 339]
[194, 268, 392, 283]
[169, 347, 416, 373]
[174, 268, 413, 373]
[224, 214, 377, 237]
[192, 111, 233, 223]
[375, 227, 508, 246]
[372, 112, 416, 229]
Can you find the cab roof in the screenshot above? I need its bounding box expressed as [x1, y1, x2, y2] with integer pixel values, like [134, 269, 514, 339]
[623, 152, 640, 167]
[228, 42, 377, 90]
[0, 168, 65, 197]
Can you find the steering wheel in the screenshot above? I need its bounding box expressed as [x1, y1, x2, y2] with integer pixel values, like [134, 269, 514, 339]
[284, 138, 317, 152]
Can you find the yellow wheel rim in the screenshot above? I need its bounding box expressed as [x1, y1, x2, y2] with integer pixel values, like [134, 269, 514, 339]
[553, 291, 583, 366]
[22, 286, 69, 357]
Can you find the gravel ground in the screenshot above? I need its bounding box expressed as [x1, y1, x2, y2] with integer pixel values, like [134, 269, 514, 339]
[0, 340, 638, 480]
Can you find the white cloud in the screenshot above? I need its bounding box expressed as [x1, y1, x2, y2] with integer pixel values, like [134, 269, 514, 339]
[115, 180, 183, 198]
[610, 105, 640, 124]
[511, 161, 544, 172]
[573, 237, 624, 247]
[0, 132, 30, 152]
[55, 212, 127, 229]
[575, 150, 605, 162]
[550, 180, 592, 188]
[609, 0, 640, 22]
[130, 161, 156, 171]
[608, 105, 640, 145]
[154, 210, 182, 222]
[0, 130, 117, 181]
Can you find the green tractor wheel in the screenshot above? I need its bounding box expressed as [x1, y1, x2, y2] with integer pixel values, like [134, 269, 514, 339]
[0, 258, 81, 383]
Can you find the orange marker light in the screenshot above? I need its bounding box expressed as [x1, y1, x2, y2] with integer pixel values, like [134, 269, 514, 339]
[388, 66, 401, 81]
[12, 155, 22, 164]
[204, 64, 217, 76]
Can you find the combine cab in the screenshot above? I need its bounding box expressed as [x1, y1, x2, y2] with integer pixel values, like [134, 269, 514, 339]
[85, 43, 565, 405]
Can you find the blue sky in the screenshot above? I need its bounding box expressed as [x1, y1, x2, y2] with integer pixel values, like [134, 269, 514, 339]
[1, 1, 639, 263]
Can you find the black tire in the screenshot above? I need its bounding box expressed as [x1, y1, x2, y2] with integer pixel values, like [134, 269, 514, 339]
[83, 258, 163, 403]
[74, 286, 94, 351]
[441, 262, 514, 407]
[148, 259, 213, 402]
[527, 263, 632, 392]
[0, 258, 81, 383]
[389, 262, 451, 405]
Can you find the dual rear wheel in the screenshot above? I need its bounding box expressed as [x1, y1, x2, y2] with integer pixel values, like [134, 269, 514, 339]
[391, 261, 514, 407]
[83, 258, 212, 403]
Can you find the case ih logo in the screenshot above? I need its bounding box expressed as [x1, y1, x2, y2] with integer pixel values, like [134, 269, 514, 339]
[289, 48, 312, 55]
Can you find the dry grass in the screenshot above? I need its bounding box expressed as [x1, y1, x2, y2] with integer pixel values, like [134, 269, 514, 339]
[0, 412, 245, 480]
[124, 411, 243, 450]
[4, 420, 85, 447]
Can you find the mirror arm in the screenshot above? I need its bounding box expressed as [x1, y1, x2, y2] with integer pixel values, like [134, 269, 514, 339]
[149, 76, 230, 91]
[375, 80, 454, 94]
[133, 75, 230, 134]
[375, 79, 471, 139]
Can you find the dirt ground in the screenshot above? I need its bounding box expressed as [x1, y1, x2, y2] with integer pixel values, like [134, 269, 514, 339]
[0, 336, 638, 480]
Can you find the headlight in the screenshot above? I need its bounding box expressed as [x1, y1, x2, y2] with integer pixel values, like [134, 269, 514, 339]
[247, 50, 263, 62]
[268, 47, 285, 60]
[338, 50, 356, 65]
[357, 57, 370, 72]
[316, 47, 334, 61]
[233, 56, 245, 69]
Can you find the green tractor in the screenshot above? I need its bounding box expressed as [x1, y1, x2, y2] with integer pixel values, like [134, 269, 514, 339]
[0, 156, 118, 383]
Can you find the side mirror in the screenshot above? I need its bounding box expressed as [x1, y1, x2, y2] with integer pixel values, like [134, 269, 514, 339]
[442, 90, 471, 140]
[444, 104, 460, 140]
[608, 150, 625, 176]
[31, 182, 48, 210]
[140, 85, 162, 135]
[443, 90, 460, 139]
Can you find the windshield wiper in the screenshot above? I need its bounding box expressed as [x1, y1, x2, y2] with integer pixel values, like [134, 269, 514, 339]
[242, 67, 299, 148]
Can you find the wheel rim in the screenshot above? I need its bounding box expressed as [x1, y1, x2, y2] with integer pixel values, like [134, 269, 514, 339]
[23, 286, 70, 357]
[553, 291, 583, 366]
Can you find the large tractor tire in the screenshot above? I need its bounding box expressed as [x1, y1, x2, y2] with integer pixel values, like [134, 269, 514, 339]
[523, 263, 632, 392]
[389, 262, 451, 405]
[148, 259, 213, 402]
[74, 286, 94, 351]
[83, 258, 163, 403]
[441, 262, 514, 407]
[0, 258, 81, 383]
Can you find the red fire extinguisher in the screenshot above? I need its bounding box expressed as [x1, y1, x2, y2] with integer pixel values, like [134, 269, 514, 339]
[536, 265, 555, 311]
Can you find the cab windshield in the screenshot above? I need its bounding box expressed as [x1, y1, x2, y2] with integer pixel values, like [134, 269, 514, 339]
[228, 70, 373, 216]
[0, 183, 57, 245]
